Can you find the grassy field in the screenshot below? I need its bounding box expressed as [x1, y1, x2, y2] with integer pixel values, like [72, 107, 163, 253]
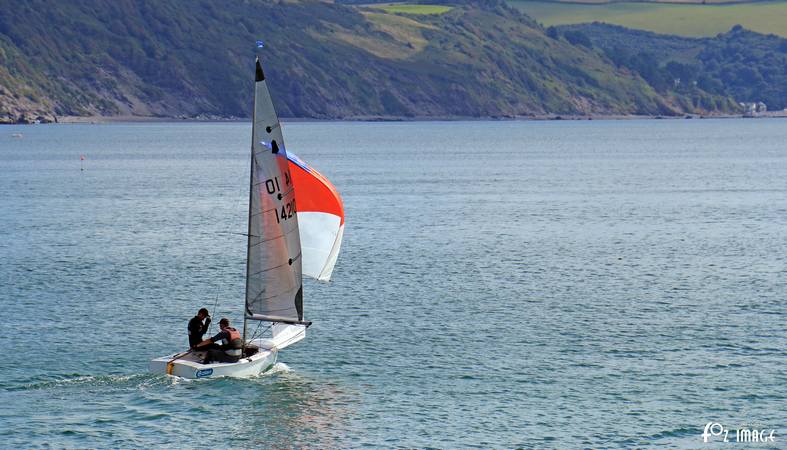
[523, 0, 767, 3]
[373, 4, 453, 15]
[508, 0, 787, 37]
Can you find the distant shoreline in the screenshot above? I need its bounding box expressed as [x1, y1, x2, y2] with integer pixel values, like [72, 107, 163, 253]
[3, 111, 786, 125]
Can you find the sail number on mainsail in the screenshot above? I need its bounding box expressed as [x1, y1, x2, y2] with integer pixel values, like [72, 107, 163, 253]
[265, 174, 296, 223]
[275, 199, 296, 223]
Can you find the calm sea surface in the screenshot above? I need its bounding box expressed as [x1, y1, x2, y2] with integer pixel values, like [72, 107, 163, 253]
[1, 119, 785, 448]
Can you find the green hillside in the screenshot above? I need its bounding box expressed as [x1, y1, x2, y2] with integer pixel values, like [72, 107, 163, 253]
[509, 0, 787, 37]
[0, 0, 753, 122]
[556, 23, 787, 109]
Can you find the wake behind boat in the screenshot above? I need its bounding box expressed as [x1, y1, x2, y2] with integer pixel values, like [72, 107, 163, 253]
[150, 50, 344, 379]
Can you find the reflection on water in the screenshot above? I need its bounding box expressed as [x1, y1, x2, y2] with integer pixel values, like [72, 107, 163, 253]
[238, 369, 359, 447]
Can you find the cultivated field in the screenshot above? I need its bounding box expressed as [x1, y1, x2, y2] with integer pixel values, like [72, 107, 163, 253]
[373, 4, 453, 15]
[508, 0, 787, 37]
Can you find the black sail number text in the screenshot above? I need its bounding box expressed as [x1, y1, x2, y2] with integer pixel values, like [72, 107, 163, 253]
[275, 199, 296, 223]
[265, 173, 291, 195]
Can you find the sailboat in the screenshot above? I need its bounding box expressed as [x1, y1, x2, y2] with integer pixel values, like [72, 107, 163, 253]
[150, 55, 344, 379]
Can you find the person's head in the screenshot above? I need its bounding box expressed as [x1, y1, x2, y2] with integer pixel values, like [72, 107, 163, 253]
[197, 308, 209, 319]
[219, 318, 230, 329]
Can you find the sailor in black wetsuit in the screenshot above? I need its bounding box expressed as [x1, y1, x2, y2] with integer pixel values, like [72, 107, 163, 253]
[188, 308, 212, 349]
[193, 318, 244, 364]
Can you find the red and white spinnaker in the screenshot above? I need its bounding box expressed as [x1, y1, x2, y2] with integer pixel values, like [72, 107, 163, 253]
[287, 152, 344, 281]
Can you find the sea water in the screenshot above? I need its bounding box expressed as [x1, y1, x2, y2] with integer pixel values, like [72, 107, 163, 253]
[0, 119, 785, 448]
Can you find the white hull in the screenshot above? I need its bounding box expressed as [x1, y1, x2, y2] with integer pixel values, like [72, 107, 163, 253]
[150, 339, 278, 379]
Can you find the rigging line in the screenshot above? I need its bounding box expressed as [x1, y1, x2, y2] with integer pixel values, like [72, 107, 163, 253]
[248, 320, 262, 343]
[246, 322, 303, 351]
[208, 155, 250, 334]
[208, 289, 220, 335]
[250, 322, 272, 343]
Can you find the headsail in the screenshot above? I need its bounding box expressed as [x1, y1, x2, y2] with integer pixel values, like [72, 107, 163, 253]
[287, 152, 345, 281]
[245, 57, 305, 324]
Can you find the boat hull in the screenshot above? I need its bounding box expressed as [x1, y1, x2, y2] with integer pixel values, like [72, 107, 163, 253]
[150, 345, 278, 379]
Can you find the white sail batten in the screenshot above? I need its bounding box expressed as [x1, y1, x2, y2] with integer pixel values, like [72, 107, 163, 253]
[245, 58, 304, 322]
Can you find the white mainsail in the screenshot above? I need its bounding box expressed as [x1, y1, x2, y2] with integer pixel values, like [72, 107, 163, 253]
[245, 57, 305, 324]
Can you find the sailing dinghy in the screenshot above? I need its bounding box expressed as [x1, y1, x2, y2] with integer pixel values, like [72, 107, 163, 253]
[150, 55, 344, 379]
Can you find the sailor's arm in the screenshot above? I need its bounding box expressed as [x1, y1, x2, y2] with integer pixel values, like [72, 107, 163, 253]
[193, 330, 227, 349]
[193, 338, 212, 349]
